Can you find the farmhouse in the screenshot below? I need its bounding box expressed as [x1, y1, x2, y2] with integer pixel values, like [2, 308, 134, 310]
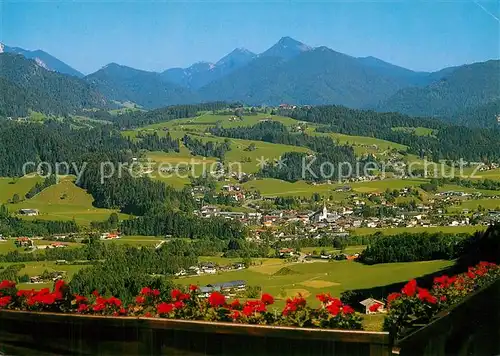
[15, 237, 33, 247]
[200, 205, 219, 218]
[200, 262, 217, 274]
[278, 248, 296, 258]
[19, 209, 39, 216]
[207, 280, 247, 292]
[100, 232, 121, 240]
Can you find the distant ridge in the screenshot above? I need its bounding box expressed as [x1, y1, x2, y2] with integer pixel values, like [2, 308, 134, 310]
[0, 43, 84, 78]
[3, 37, 498, 125]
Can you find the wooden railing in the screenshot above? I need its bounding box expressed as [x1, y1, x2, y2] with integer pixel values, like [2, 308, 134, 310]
[0, 310, 391, 356]
[394, 278, 500, 356]
[2, 281, 498, 355]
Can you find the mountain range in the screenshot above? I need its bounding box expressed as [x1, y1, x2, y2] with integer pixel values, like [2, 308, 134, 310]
[0, 43, 84, 78]
[0, 37, 498, 126]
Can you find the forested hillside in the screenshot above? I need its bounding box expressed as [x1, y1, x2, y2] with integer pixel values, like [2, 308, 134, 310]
[0, 120, 181, 177]
[210, 121, 369, 181]
[448, 99, 500, 129]
[84, 63, 199, 109]
[377, 60, 500, 118]
[0, 53, 106, 116]
[1, 43, 84, 77]
[280, 105, 500, 162]
[199, 47, 413, 108]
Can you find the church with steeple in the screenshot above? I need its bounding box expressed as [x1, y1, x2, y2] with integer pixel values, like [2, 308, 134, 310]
[310, 201, 329, 223]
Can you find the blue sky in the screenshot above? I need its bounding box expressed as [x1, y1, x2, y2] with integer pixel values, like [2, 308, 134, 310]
[1, 1, 499, 74]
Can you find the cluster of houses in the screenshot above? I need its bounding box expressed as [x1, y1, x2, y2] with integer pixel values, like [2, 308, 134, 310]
[100, 232, 121, 240]
[198, 280, 247, 297]
[175, 262, 246, 277]
[29, 271, 65, 284]
[14, 237, 69, 249]
[195, 182, 500, 241]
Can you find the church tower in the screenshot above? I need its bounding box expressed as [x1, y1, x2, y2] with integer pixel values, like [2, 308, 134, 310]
[321, 201, 328, 221]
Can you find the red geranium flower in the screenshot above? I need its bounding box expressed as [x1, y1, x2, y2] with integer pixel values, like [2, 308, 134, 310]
[387, 292, 401, 304]
[316, 293, 332, 304]
[417, 288, 437, 304]
[402, 279, 417, 297]
[261, 293, 274, 305]
[208, 292, 225, 307]
[230, 299, 241, 309]
[107, 296, 122, 307]
[327, 303, 340, 316]
[93, 303, 106, 312]
[54, 280, 66, 292]
[152, 289, 160, 297]
[282, 303, 297, 316]
[140, 287, 152, 296]
[135, 296, 146, 304]
[189, 285, 198, 292]
[242, 305, 254, 316]
[171, 289, 182, 300]
[144, 312, 152, 317]
[17, 289, 35, 297]
[77, 303, 88, 313]
[74, 294, 88, 304]
[342, 305, 355, 315]
[0, 280, 15, 290]
[369, 303, 382, 312]
[157, 302, 174, 315]
[174, 301, 184, 309]
[231, 310, 241, 319]
[0, 296, 12, 308]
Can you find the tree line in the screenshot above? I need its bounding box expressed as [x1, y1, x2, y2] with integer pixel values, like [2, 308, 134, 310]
[182, 135, 231, 159]
[0, 204, 78, 237]
[358, 232, 470, 264]
[25, 174, 57, 199]
[280, 106, 500, 163]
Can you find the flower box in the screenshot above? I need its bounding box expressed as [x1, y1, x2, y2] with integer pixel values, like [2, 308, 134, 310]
[0, 310, 391, 356]
[393, 278, 500, 356]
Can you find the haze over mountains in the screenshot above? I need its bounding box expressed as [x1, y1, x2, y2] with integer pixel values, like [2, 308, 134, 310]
[0, 37, 498, 127]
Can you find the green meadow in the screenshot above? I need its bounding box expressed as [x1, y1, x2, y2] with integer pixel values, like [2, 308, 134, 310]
[177, 259, 453, 306]
[0, 176, 43, 204]
[8, 178, 127, 225]
[392, 127, 437, 137]
[448, 198, 500, 212]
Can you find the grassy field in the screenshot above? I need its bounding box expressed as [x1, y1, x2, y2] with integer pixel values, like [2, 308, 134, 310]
[241, 177, 429, 197]
[352, 225, 486, 236]
[306, 128, 407, 157]
[471, 168, 500, 180]
[0, 176, 43, 204]
[242, 179, 343, 197]
[102, 235, 165, 247]
[392, 127, 437, 137]
[448, 198, 500, 212]
[8, 179, 128, 225]
[437, 184, 500, 197]
[177, 259, 453, 306]
[349, 178, 427, 193]
[0, 260, 86, 291]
